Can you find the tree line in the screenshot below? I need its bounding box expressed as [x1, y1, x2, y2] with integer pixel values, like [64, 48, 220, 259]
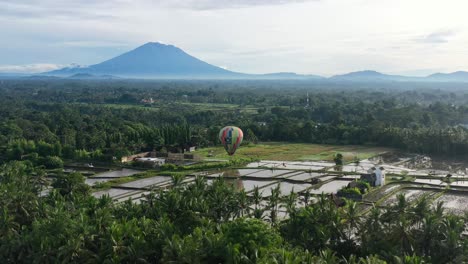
[0, 80, 467, 166]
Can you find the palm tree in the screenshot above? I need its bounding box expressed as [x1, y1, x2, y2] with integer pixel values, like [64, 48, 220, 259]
[268, 184, 281, 225]
[251, 186, 264, 220]
[343, 200, 361, 243]
[410, 195, 431, 228]
[282, 190, 298, 218]
[302, 189, 312, 206]
[171, 173, 185, 188]
[236, 190, 250, 218]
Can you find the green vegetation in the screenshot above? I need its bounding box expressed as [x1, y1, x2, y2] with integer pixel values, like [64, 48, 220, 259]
[338, 187, 363, 196]
[337, 181, 371, 199]
[1, 79, 468, 262]
[0, 80, 467, 167]
[3, 161, 468, 263]
[196, 143, 389, 161]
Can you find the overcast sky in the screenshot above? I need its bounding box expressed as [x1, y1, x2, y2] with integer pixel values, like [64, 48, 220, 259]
[1, 0, 468, 76]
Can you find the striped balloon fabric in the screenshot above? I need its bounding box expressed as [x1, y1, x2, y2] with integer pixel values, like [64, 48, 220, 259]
[218, 126, 244, 156]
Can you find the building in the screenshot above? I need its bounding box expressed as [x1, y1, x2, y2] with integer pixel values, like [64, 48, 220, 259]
[121, 152, 154, 163]
[375, 167, 386, 186]
[135, 157, 165, 168]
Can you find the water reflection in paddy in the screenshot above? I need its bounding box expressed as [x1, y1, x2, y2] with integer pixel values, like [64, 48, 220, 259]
[309, 180, 350, 194]
[328, 166, 367, 173]
[451, 181, 468, 187]
[434, 194, 468, 215]
[287, 172, 322, 181]
[119, 176, 172, 188]
[292, 161, 335, 167]
[237, 169, 264, 176]
[414, 179, 447, 186]
[92, 188, 134, 198]
[319, 175, 337, 182]
[242, 180, 277, 192]
[248, 169, 294, 178]
[260, 182, 311, 196]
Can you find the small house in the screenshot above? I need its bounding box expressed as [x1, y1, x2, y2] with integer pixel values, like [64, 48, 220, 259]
[135, 157, 166, 168]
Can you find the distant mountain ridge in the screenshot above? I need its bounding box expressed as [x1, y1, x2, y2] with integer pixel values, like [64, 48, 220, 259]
[427, 71, 468, 82]
[258, 72, 324, 79]
[2, 42, 462, 82]
[330, 70, 468, 82]
[330, 70, 418, 82]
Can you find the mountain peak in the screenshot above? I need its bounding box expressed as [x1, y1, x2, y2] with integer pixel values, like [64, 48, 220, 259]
[140, 42, 177, 49]
[46, 42, 239, 78]
[347, 70, 384, 76]
[331, 70, 386, 80]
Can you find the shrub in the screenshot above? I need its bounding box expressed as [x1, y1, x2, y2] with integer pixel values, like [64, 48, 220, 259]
[40, 156, 64, 169]
[356, 180, 371, 193]
[337, 187, 362, 196]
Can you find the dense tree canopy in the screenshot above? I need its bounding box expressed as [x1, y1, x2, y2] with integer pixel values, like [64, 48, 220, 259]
[0, 79, 467, 165]
[0, 161, 467, 263]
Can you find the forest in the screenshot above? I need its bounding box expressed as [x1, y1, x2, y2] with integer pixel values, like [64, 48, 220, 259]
[0, 79, 467, 168]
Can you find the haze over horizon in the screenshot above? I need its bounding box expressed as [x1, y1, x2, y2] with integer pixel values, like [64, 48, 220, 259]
[2, 0, 468, 76]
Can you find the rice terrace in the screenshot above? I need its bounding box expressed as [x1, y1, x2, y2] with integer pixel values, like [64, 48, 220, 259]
[2, 0, 468, 263]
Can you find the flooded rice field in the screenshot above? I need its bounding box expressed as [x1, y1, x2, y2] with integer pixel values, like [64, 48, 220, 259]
[414, 179, 447, 186]
[247, 169, 295, 178]
[236, 169, 264, 176]
[451, 181, 468, 187]
[119, 176, 172, 188]
[433, 194, 468, 215]
[246, 160, 332, 170]
[88, 155, 468, 210]
[260, 182, 311, 197]
[309, 180, 350, 194]
[241, 180, 277, 192]
[318, 175, 337, 182]
[381, 189, 434, 206]
[286, 172, 323, 181]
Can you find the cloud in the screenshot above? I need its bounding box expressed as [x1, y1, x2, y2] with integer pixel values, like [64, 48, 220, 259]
[416, 30, 456, 44]
[0, 0, 318, 17]
[58, 41, 130, 48]
[157, 0, 319, 10]
[0, 63, 66, 73]
[0, 1, 116, 20]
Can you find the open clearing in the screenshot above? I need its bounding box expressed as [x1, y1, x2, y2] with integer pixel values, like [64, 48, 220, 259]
[195, 142, 391, 162]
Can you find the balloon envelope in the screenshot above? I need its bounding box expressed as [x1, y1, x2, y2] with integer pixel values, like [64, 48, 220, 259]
[219, 126, 243, 156]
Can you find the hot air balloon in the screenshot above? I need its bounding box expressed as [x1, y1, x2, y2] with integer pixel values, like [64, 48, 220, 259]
[219, 126, 243, 156]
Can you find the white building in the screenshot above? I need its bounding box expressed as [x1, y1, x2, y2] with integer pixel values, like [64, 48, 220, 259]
[375, 167, 386, 186]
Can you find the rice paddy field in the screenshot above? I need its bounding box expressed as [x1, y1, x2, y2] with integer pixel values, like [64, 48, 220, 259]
[196, 142, 391, 162]
[58, 142, 468, 218]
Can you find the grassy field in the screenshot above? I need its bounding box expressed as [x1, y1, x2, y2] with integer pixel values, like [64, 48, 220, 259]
[179, 102, 259, 114]
[195, 142, 392, 162]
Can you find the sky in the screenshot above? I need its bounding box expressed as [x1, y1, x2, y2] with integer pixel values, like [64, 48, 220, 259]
[1, 0, 468, 76]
